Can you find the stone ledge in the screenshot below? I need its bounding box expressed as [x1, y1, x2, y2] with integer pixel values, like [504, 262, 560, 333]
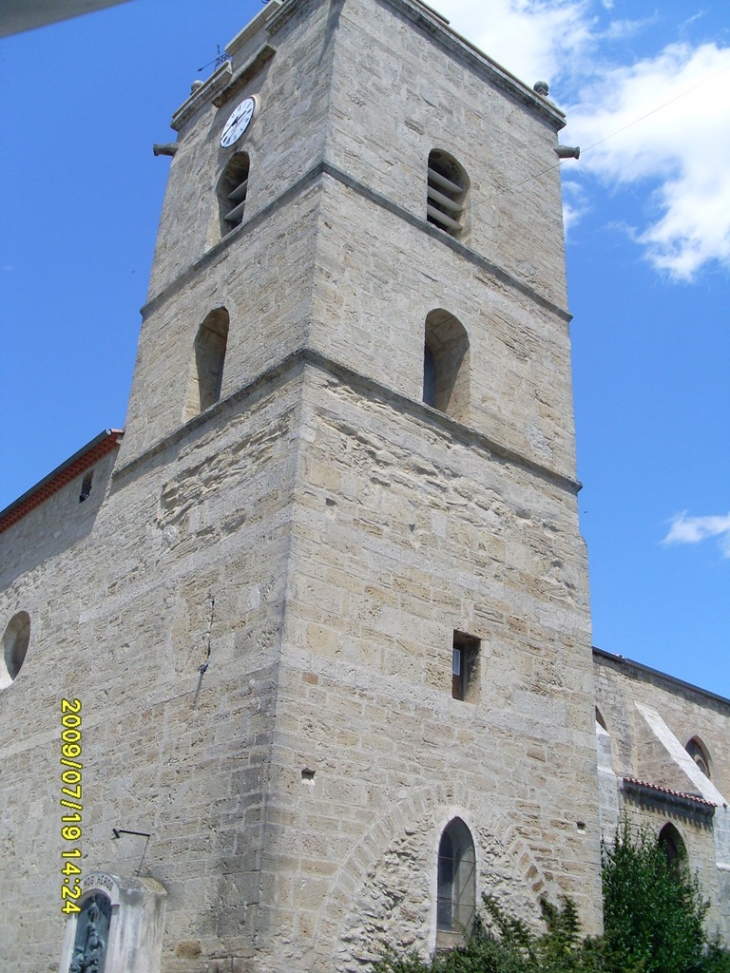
[113, 348, 581, 496]
[171, 61, 233, 132]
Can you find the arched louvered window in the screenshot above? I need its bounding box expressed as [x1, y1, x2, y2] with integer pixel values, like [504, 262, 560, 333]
[218, 153, 250, 234]
[437, 817, 476, 946]
[423, 310, 470, 422]
[183, 307, 230, 420]
[427, 150, 468, 237]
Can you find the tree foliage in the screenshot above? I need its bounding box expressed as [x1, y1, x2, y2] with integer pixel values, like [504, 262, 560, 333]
[601, 821, 709, 973]
[373, 822, 730, 973]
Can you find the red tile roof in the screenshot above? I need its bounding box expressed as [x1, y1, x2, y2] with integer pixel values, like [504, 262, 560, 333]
[623, 776, 716, 810]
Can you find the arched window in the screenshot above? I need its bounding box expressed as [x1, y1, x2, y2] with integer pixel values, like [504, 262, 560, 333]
[427, 149, 468, 238]
[1, 611, 30, 690]
[686, 737, 711, 778]
[595, 707, 607, 730]
[658, 823, 687, 876]
[437, 818, 476, 945]
[183, 307, 230, 420]
[423, 310, 470, 422]
[218, 152, 250, 235]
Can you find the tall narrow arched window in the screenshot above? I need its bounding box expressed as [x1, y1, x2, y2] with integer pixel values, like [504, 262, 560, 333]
[423, 310, 470, 422]
[427, 150, 468, 238]
[659, 823, 687, 877]
[437, 818, 476, 946]
[183, 307, 230, 421]
[218, 152, 250, 235]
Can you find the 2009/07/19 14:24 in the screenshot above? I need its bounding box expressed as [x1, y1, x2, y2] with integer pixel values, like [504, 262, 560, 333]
[60, 698, 83, 914]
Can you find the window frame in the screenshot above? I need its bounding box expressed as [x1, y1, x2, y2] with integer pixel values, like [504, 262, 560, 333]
[217, 152, 250, 236]
[658, 822, 687, 877]
[423, 309, 470, 422]
[451, 631, 480, 703]
[1, 611, 31, 690]
[427, 149, 469, 238]
[685, 737, 712, 779]
[182, 307, 230, 421]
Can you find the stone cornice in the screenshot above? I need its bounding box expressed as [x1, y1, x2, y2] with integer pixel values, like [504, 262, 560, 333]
[171, 61, 233, 133]
[113, 349, 580, 497]
[266, 0, 565, 130]
[212, 44, 277, 109]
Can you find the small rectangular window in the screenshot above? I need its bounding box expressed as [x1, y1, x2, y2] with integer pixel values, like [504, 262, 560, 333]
[452, 631, 479, 702]
[79, 471, 93, 503]
[452, 647, 462, 699]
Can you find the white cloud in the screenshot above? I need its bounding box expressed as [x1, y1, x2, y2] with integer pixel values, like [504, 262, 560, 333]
[598, 16, 654, 41]
[432, 1, 730, 281]
[564, 43, 730, 280]
[437, 0, 594, 85]
[562, 201, 583, 235]
[664, 512, 730, 556]
[561, 179, 589, 236]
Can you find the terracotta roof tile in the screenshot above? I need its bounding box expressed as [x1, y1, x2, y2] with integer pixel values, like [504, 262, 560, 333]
[623, 776, 716, 810]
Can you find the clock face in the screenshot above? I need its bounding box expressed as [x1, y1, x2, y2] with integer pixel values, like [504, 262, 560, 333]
[220, 97, 256, 148]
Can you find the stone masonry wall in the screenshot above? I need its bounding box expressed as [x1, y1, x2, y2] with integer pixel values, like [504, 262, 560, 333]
[128, 0, 572, 472]
[245, 364, 602, 973]
[0, 448, 117, 589]
[0, 377, 304, 972]
[147, 0, 332, 301]
[594, 654, 730, 812]
[310, 178, 577, 477]
[122, 184, 321, 467]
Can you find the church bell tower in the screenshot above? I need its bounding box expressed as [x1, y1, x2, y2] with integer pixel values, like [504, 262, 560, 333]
[118, 0, 603, 965]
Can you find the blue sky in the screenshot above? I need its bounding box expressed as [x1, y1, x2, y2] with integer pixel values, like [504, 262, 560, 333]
[1, 0, 728, 693]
